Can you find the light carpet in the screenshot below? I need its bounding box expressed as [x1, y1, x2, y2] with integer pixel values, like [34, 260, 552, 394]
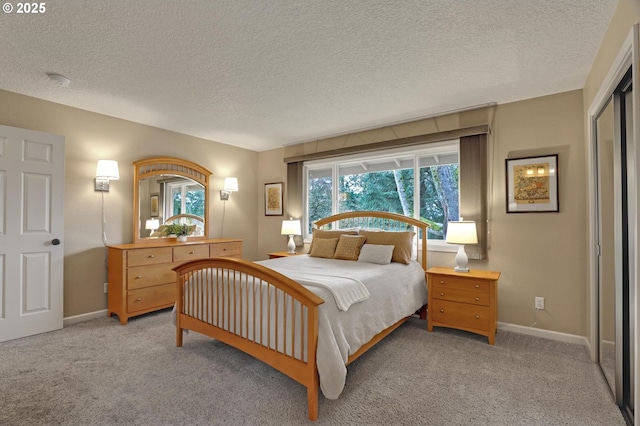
[0, 310, 626, 425]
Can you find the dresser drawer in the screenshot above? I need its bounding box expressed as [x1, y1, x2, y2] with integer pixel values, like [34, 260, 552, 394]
[127, 264, 175, 290]
[432, 287, 489, 306]
[430, 274, 490, 293]
[128, 247, 173, 267]
[173, 244, 210, 262]
[210, 242, 242, 258]
[127, 283, 175, 313]
[431, 299, 490, 331]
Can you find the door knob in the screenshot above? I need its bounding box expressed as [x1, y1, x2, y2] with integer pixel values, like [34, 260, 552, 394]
[51, 239, 61, 246]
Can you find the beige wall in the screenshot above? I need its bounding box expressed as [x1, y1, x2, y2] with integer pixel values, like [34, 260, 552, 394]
[258, 89, 587, 335]
[0, 89, 259, 317]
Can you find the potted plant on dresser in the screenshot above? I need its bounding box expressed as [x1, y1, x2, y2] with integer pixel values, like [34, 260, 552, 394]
[164, 223, 191, 242]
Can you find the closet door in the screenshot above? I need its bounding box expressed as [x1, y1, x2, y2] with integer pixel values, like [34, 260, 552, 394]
[596, 69, 634, 423]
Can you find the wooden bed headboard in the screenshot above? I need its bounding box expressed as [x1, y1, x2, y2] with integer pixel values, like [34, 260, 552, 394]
[313, 211, 429, 270]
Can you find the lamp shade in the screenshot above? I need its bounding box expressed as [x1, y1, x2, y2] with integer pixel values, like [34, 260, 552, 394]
[145, 219, 160, 231]
[445, 221, 478, 245]
[281, 219, 302, 236]
[96, 160, 120, 180]
[223, 177, 238, 192]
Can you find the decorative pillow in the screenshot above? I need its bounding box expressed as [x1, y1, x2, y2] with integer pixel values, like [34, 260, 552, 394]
[358, 230, 416, 264]
[333, 235, 367, 261]
[357, 244, 394, 265]
[307, 229, 358, 254]
[308, 238, 339, 258]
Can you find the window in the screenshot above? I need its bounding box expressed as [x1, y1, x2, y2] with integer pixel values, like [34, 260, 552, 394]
[303, 140, 460, 250]
[166, 180, 205, 219]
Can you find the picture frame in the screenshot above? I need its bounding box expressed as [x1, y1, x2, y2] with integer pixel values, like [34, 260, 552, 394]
[506, 154, 559, 213]
[150, 193, 159, 217]
[264, 182, 284, 216]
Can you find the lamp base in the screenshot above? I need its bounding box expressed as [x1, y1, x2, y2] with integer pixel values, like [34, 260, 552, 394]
[454, 244, 470, 273]
[287, 235, 296, 254]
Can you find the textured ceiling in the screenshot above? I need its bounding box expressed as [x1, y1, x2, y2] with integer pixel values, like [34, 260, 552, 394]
[1, 0, 618, 151]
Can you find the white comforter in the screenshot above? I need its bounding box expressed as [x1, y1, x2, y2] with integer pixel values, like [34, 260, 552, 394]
[255, 255, 427, 399]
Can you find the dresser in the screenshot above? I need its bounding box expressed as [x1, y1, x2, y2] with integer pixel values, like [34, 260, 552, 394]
[426, 267, 501, 344]
[107, 238, 242, 324]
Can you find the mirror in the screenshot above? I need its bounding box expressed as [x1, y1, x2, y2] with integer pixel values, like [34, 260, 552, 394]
[133, 157, 211, 244]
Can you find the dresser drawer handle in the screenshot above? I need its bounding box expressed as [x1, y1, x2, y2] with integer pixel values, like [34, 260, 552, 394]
[439, 308, 444, 313]
[440, 292, 445, 297]
[475, 315, 480, 319]
[147, 255, 154, 259]
[475, 284, 480, 288]
[135, 275, 142, 279]
[189, 251, 195, 255]
[223, 248, 227, 251]
[475, 297, 480, 301]
[135, 297, 142, 302]
[439, 280, 444, 285]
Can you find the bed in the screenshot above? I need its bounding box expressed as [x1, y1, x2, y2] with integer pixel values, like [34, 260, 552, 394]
[173, 211, 428, 420]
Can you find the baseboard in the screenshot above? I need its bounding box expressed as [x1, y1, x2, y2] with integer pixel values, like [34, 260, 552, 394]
[498, 322, 590, 348]
[63, 309, 108, 327]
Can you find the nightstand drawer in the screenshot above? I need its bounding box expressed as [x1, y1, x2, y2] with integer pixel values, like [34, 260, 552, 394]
[127, 283, 175, 313]
[210, 242, 242, 257]
[127, 264, 175, 290]
[173, 244, 210, 262]
[432, 287, 489, 306]
[128, 247, 173, 267]
[430, 274, 490, 293]
[431, 299, 490, 331]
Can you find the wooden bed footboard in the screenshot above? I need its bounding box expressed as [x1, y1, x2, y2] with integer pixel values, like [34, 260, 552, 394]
[173, 257, 325, 421]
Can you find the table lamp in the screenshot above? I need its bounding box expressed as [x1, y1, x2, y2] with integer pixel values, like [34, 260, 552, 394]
[445, 221, 478, 272]
[281, 218, 302, 254]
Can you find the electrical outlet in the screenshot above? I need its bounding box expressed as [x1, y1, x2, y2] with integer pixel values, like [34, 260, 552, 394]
[104, 282, 109, 294]
[535, 296, 545, 310]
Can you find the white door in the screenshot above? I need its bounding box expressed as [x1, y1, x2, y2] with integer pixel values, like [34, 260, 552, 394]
[0, 125, 65, 342]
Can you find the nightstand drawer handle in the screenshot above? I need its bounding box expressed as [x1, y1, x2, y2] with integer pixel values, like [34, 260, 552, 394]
[475, 315, 480, 319]
[475, 297, 480, 301]
[439, 308, 444, 313]
[439, 280, 444, 284]
[147, 255, 154, 258]
[440, 292, 445, 296]
[135, 275, 142, 279]
[135, 297, 142, 302]
[189, 251, 195, 255]
[475, 284, 480, 288]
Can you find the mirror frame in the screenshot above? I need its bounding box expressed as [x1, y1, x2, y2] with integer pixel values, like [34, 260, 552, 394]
[133, 157, 211, 244]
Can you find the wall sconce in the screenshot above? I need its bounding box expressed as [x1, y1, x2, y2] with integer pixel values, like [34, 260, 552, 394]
[445, 221, 478, 272]
[281, 218, 302, 254]
[145, 219, 160, 235]
[220, 177, 238, 200]
[95, 160, 120, 192]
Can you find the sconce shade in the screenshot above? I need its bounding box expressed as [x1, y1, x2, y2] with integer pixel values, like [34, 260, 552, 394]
[445, 221, 478, 245]
[223, 177, 238, 192]
[145, 219, 160, 231]
[96, 160, 120, 180]
[281, 219, 302, 236]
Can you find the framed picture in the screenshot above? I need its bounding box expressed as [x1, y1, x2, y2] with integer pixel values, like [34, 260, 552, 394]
[506, 154, 559, 213]
[264, 182, 283, 216]
[150, 193, 159, 217]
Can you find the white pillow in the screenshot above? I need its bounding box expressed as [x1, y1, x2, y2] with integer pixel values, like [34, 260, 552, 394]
[357, 244, 394, 265]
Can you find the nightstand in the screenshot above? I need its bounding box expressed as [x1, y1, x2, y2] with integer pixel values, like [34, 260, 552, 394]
[268, 251, 304, 259]
[427, 267, 500, 345]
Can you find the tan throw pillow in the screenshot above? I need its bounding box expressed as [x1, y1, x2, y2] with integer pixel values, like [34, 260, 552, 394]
[359, 230, 416, 264]
[333, 234, 367, 261]
[307, 229, 358, 254]
[308, 238, 339, 258]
